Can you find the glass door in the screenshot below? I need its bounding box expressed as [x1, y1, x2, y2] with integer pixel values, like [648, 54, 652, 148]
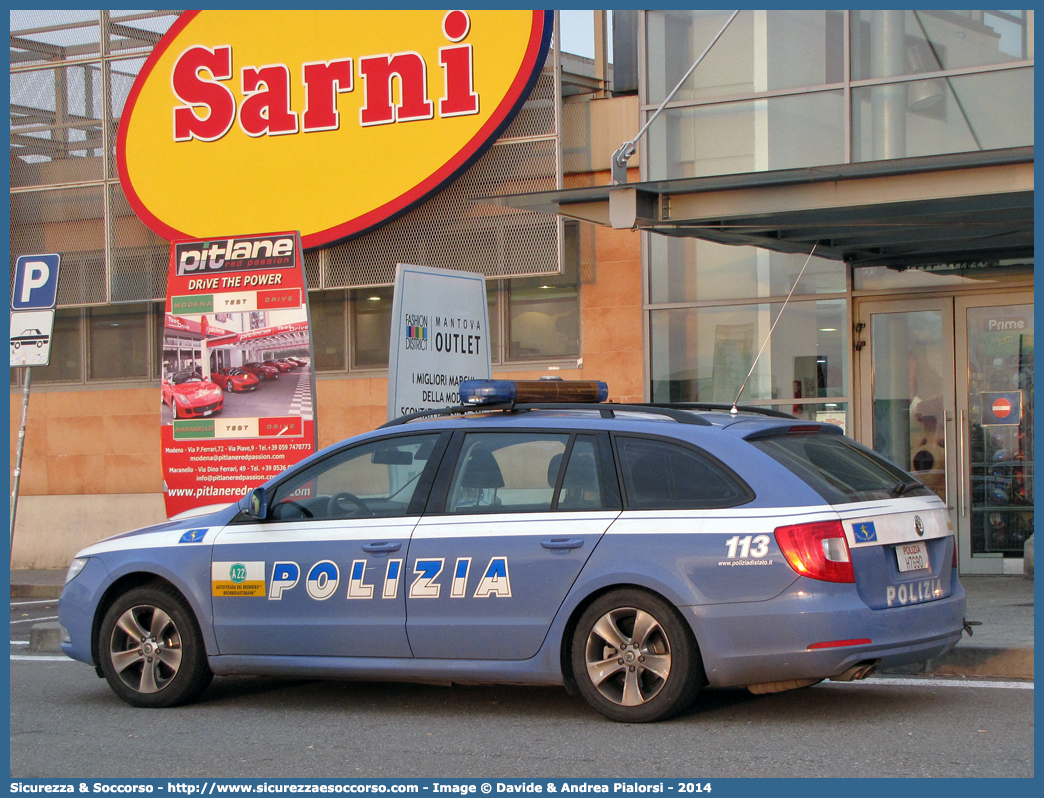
[857, 297, 956, 511]
[955, 294, 1033, 575]
[858, 292, 1034, 575]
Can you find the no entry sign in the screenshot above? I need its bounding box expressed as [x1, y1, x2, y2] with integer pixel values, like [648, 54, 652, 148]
[981, 391, 1022, 426]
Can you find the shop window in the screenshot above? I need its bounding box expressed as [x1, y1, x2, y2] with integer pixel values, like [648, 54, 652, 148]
[88, 303, 150, 380]
[351, 287, 393, 369]
[152, 302, 165, 380]
[487, 286, 500, 364]
[31, 309, 83, 384]
[310, 290, 348, 372]
[506, 243, 580, 360]
[851, 68, 1034, 163]
[852, 10, 1031, 82]
[645, 10, 844, 104]
[649, 299, 847, 404]
[649, 237, 846, 305]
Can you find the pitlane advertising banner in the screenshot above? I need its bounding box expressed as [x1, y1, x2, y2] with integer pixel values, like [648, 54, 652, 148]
[161, 231, 317, 518]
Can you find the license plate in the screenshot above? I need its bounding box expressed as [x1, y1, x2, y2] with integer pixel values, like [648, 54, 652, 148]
[896, 541, 930, 572]
[203, 409, 213, 416]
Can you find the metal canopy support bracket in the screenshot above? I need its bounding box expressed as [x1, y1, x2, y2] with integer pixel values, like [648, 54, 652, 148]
[609, 188, 659, 229]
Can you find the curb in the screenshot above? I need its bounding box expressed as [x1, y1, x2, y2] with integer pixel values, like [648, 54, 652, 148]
[882, 645, 1034, 680]
[11, 584, 63, 600]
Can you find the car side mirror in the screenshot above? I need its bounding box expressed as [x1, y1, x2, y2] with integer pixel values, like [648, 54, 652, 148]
[242, 486, 268, 520]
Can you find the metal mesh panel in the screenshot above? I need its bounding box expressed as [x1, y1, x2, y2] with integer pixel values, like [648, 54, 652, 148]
[10, 64, 105, 188]
[304, 249, 322, 289]
[10, 186, 107, 305]
[104, 10, 181, 57]
[107, 56, 147, 180]
[502, 68, 557, 139]
[109, 184, 169, 303]
[10, 11, 102, 66]
[323, 137, 561, 288]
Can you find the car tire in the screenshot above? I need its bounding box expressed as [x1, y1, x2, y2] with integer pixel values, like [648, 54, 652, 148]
[571, 588, 703, 723]
[225, 381, 235, 393]
[97, 584, 213, 708]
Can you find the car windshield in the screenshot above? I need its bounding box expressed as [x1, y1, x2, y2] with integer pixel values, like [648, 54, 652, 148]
[170, 372, 202, 385]
[748, 431, 934, 504]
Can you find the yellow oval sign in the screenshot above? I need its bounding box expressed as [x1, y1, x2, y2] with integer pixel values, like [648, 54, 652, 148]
[118, 10, 552, 247]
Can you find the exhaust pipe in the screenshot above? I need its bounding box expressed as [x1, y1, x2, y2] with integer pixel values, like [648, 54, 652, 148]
[829, 661, 877, 682]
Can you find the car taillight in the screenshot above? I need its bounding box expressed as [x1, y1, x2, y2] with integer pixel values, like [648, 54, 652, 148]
[774, 520, 854, 583]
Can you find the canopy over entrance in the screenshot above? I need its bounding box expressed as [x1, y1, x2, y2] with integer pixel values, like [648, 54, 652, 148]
[485, 147, 1032, 269]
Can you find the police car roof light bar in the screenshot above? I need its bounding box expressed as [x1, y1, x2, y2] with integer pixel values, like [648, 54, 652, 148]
[460, 379, 609, 406]
[380, 401, 714, 428]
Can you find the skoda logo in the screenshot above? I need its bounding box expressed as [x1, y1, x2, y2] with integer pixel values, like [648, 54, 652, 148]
[914, 516, 925, 537]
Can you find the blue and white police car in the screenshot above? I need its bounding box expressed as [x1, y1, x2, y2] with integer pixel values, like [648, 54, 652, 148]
[59, 379, 966, 722]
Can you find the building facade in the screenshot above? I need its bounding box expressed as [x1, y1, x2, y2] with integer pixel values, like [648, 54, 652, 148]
[9, 10, 1033, 577]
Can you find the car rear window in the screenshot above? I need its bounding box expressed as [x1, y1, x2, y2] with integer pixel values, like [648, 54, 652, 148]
[748, 432, 934, 505]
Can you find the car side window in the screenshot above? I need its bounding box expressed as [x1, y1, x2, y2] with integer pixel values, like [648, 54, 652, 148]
[267, 434, 440, 521]
[615, 435, 753, 510]
[556, 435, 605, 510]
[446, 432, 570, 514]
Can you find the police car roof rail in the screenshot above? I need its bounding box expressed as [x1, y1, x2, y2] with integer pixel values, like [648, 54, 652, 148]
[647, 402, 796, 419]
[380, 402, 714, 428]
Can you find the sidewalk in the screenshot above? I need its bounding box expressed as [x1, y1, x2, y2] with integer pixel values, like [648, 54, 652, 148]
[9, 569, 1034, 680]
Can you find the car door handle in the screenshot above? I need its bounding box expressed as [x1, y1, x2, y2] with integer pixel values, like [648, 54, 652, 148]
[541, 538, 584, 550]
[362, 541, 402, 553]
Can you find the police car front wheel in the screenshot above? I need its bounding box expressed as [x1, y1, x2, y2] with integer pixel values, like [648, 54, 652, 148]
[97, 584, 213, 708]
[571, 589, 703, 723]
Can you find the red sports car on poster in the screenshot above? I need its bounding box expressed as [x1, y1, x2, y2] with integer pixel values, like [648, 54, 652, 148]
[241, 362, 281, 380]
[211, 367, 261, 393]
[162, 371, 223, 419]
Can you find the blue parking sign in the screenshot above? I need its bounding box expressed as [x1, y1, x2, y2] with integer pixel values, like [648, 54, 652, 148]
[12, 254, 61, 310]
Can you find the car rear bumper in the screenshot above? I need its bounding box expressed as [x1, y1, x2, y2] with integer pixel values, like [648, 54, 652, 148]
[686, 576, 966, 688]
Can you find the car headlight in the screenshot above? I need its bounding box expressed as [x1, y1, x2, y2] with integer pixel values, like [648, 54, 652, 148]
[175, 394, 190, 404]
[65, 557, 89, 584]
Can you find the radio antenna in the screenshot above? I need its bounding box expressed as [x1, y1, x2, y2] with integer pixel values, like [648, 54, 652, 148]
[731, 242, 819, 415]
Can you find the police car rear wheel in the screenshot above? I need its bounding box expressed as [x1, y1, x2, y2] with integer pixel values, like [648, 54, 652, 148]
[98, 584, 213, 708]
[572, 589, 702, 723]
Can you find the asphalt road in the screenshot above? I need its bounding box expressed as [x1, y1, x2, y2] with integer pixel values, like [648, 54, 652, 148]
[9, 651, 1033, 779]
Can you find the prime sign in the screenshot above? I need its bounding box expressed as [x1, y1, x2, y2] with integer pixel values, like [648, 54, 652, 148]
[118, 10, 553, 248]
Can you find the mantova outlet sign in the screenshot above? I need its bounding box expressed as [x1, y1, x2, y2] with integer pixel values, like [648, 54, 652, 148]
[118, 10, 553, 248]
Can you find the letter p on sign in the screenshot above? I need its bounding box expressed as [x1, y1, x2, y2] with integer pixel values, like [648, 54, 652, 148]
[12, 254, 61, 310]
